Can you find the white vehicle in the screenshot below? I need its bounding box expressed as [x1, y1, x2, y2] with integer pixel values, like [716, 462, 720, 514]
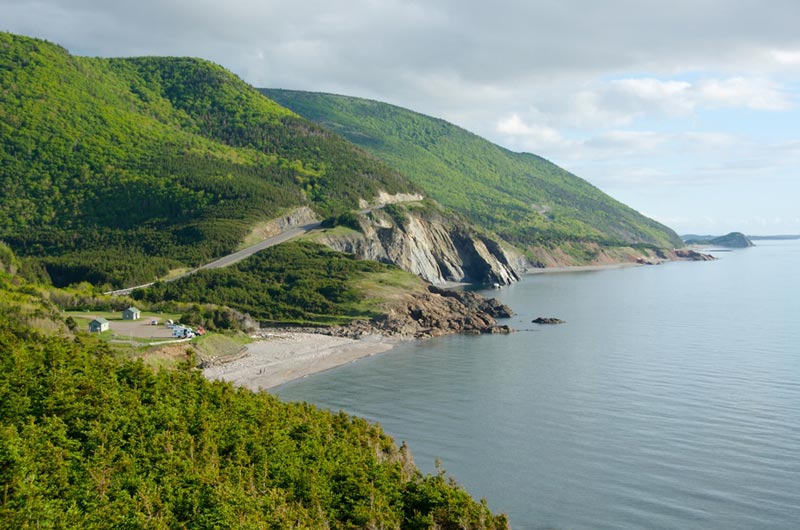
[172, 325, 195, 339]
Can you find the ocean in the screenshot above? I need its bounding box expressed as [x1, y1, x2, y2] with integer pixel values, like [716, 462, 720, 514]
[276, 240, 800, 530]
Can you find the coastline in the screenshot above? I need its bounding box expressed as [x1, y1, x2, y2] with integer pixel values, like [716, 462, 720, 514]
[525, 262, 640, 275]
[202, 258, 710, 391]
[522, 250, 715, 276]
[203, 332, 398, 391]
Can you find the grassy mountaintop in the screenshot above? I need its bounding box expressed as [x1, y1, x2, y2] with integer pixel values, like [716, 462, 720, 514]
[0, 33, 416, 287]
[263, 89, 683, 253]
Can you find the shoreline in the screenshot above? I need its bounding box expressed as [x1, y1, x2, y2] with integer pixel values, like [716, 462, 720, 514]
[202, 259, 709, 391]
[203, 332, 399, 391]
[525, 262, 641, 275]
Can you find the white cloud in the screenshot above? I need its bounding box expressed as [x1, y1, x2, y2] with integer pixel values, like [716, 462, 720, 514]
[496, 114, 532, 136]
[485, 75, 795, 143]
[611, 78, 693, 111]
[680, 132, 741, 149]
[695, 77, 793, 110]
[583, 130, 667, 156]
[769, 49, 800, 66]
[496, 114, 574, 153]
[590, 76, 792, 121]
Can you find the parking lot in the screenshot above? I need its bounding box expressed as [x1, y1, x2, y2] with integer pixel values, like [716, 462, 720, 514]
[72, 313, 177, 339]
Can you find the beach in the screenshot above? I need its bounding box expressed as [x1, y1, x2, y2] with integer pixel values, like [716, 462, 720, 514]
[202, 332, 397, 391]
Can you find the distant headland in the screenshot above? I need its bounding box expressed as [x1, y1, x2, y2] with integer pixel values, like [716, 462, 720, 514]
[681, 232, 755, 248]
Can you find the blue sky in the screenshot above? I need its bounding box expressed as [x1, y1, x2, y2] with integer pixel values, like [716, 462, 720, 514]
[3, 0, 799, 234]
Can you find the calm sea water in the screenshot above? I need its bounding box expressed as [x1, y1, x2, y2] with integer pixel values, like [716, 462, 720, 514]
[276, 240, 800, 530]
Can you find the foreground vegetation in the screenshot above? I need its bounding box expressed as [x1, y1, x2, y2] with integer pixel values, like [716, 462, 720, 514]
[264, 89, 683, 252]
[0, 252, 508, 529]
[0, 33, 415, 288]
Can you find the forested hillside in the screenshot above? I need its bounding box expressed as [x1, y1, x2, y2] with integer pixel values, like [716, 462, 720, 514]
[0, 245, 508, 529]
[136, 240, 418, 325]
[0, 33, 415, 288]
[263, 90, 683, 254]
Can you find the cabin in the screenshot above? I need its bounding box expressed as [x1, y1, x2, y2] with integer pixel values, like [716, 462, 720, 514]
[88, 318, 109, 333]
[122, 306, 141, 320]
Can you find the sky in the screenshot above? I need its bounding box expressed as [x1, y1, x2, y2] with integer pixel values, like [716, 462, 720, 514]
[3, 0, 799, 234]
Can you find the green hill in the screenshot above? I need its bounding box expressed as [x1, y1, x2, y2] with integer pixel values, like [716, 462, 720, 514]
[0, 33, 416, 288]
[683, 232, 754, 248]
[0, 244, 507, 529]
[263, 89, 683, 256]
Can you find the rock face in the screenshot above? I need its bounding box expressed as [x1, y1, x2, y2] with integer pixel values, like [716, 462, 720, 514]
[330, 285, 514, 339]
[673, 249, 717, 261]
[244, 207, 319, 241]
[316, 207, 525, 286]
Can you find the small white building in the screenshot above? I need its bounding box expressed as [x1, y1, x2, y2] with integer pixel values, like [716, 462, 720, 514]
[122, 306, 141, 320]
[88, 318, 109, 333]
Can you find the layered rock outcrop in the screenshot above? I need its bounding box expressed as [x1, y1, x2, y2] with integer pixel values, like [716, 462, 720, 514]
[244, 206, 318, 241]
[315, 206, 525, 286]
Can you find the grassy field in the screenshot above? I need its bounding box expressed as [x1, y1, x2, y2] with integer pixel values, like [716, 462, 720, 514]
[355, 269, 428, 313]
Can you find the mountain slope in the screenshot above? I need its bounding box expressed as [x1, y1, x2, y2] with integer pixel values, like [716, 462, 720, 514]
[0, 33, 416, 287]
[263, 89, 683, 257]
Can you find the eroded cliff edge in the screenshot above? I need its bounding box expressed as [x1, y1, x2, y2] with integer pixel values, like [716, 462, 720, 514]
[314, 203, 525, 286]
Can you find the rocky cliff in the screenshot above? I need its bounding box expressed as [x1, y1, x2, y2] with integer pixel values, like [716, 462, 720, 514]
[314, 204, 526, 286]
[329, 285, 514, 339]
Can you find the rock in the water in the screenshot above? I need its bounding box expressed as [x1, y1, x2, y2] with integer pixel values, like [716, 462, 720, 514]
[532, 317, 566, 324]
[674, 249, 716, 261]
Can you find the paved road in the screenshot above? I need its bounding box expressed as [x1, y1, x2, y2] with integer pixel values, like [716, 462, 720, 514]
[106, 221, 321, 296]
[198, 221, 321, 270]
[106, 198, 421, 296]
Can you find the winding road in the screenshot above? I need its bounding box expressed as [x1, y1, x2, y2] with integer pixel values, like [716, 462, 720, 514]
[105, 221, 321, 296]
[197, 221, 322, 271]
[105, 197, 423, 296]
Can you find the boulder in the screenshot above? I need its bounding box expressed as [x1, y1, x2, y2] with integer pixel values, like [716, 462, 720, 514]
[532, 317, 566, 324]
